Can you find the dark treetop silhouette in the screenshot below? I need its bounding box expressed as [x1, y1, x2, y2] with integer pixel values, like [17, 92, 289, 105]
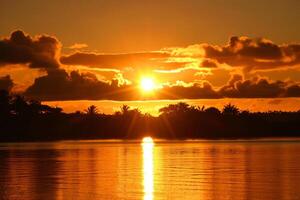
[1, 89, 300, 142]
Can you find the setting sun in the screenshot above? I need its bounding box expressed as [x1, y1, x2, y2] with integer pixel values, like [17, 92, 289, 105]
[2, 1, 300, 199]
[142, 137, 153, 143]
[140, 77, 155, 92]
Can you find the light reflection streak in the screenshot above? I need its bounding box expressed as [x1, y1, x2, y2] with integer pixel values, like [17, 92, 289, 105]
[142, 137, 154, 200]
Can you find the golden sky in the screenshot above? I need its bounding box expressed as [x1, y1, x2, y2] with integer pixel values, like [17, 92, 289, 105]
[1, 0, 300, 111]
[1, 0, 300, 52]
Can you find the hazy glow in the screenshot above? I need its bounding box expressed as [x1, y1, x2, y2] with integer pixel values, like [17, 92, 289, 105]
[142, 137, 154, 200]
[143, 137, 154, 143]
[141, 77, 155, 92]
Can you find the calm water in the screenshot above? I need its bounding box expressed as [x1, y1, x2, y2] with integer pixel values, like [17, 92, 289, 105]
[0, 140, 300, 200]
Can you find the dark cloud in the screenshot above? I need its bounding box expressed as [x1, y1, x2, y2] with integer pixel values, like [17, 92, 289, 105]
[25, 69, 140, 101]
[200, 59, 219, 68]
[203, 36, 300, 71]
[60, 52, 173, 69]
[230, 36, 283, 59]
[24, 70, 300, 100]
[25, 70, 221, 101]
[285, 85, 300, 97]
[219, 74, 300, 98]
[157, 82, 221, 99]
[0, 30, 60, 69]
[0, 75, 14, 91]
[2, 30, 300, 100]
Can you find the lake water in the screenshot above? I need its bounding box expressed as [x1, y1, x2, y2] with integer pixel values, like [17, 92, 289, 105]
[0, 140, 300, 200]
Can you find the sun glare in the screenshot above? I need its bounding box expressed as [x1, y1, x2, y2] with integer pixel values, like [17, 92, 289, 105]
[142, 137, 154, 143]
[141, 77, 155, 92]
[142, 136, 154, 200]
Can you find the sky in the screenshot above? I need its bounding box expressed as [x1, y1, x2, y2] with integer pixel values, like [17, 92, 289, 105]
[1, 0, 300, 113]
[1, 0, 300, 52]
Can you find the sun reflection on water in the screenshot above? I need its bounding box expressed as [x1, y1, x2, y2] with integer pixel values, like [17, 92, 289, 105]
[142, 137, 154, 200]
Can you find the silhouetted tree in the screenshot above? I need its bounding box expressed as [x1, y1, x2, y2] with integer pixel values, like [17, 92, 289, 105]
[198, 105, 206, 112]
[0, 90, 11, 116]
[85, 105, 98, 116]
[205, 107, 221, 115]
[11, 95, 30, 116]
[222, 103, 240, 116]
[120, 105, 130, 115]
[0, 91, 300, 141]
[159, 102, 192, 115]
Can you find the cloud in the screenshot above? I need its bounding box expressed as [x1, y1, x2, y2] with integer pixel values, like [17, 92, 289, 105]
[203, 36, 300, 72]
[68, 43, 88, 50]
[219, 74, 300, 98]
[60, 51, 172, 69]
[0, 30, 61, 69]
[200, 59, 219, 68]
[2, 30, 300, 100]
[285, 85, 300, 97]
[162, 44, 205, 57]
[25, 69, 221, 101]
[157, 81, 221, 99]
[24, 69, 140, 101]
[24, 69, 300, 100]
[0, 75, 13, 91]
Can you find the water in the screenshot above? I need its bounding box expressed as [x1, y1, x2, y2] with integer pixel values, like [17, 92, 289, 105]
[0, 140, 300, 200]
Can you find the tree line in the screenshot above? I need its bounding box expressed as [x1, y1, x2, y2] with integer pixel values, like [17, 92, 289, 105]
[1, 90, 300, 142]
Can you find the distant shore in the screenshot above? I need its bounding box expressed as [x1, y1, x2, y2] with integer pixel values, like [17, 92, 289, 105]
[1, 90, 300, 142]
[43, 97, 300, 116]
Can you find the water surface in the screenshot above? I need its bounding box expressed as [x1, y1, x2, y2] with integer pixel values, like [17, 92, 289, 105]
[0, 140, 300, 199]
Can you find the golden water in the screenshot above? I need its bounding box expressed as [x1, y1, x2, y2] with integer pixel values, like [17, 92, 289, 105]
[0, 140, 300, 199]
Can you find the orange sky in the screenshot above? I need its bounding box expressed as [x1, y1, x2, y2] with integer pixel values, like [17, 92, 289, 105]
[1, 0, 300, 112]
[1, 0, 300, 52]
[45, 98, 300, 115]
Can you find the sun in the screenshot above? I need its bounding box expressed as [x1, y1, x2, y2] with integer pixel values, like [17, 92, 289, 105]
[142, 136, 153, 143]
[140, 77, 155, 92]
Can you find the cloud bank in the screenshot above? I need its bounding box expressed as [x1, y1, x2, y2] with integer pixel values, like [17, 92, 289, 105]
[0, 30, 61, 69]
[1, 30, 300, 100]
[203, 36, 300, 72]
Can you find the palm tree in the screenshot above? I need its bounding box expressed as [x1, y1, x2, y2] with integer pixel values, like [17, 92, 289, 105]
[85, 105, 98, 115]
[159, 102, 190, 115]
[222, 103, 240, 116]
[120, 105, 130, 115]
